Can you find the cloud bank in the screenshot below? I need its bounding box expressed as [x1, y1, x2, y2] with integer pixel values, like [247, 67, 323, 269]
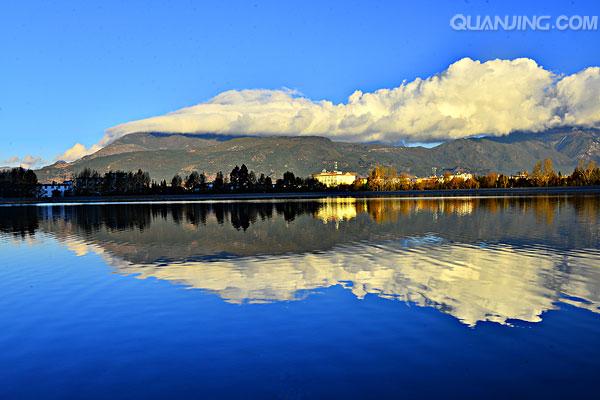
[60, 57, 600, 160]
[2, 155, 46, 169]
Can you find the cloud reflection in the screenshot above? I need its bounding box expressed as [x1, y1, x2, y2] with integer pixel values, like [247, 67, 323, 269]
[2, 196, 599, 327]
[113, 239, 600, 326]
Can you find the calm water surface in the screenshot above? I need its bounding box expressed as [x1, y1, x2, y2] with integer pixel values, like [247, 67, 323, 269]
[1, 196, 599, 399]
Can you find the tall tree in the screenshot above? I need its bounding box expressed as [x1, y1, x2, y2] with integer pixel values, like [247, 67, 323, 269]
[282, 171, 296, 188]
[230, 166, 240, 189]
[531, 161, 544, 186]
[238, 164, 250, 190]
[171, 174, 183, 192]
[213, 171, 225, 191]
[542, 158, 557, 186]
[185, 171, 201, 191]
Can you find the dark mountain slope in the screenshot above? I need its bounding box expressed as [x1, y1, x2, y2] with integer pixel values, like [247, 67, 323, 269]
[35, 128, 600, 182]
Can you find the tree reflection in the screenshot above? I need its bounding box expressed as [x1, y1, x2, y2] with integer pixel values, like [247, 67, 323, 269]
[0, 207, 39, 238]
[1, 196, 598, 246]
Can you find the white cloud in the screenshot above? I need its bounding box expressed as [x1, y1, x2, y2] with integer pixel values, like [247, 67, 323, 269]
[4, 156, 20, 165]
[60, 57, 600, 160]
[2, 155, 46, 169]
[56, 143, 102, 162]
[556, 67, 600, 126]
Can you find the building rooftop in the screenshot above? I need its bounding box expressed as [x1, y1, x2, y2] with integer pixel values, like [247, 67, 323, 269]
[313, 170, 357, 176]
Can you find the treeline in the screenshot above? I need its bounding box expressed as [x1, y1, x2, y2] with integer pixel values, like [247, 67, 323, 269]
[74, 158, 599, 197]
[0, 167, 38, 197]
[3, 158, 600, 199]
[167, 165, 326, 194]
[72, 164, 326, 195]
[364, 159, 600, 191]
[126, 164, 326, 195]
[75, 168, 151, 195]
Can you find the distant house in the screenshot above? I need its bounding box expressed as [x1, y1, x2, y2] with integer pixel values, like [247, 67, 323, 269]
[38, 181, 73, 198]
[413, 176, 437, 184]
[511, 171, 529, 180]
[312, 169, 358, 187]
[437, 172, 473, 183]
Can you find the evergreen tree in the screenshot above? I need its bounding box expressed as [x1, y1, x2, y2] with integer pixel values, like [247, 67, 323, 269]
[213, 171, 225, 191]
[171, 174, 183, 192]
[185, 171, 201, 191]
[237, 164, 250, 190]
[230, 166, 240, 190]
[0, 167, 39, 197]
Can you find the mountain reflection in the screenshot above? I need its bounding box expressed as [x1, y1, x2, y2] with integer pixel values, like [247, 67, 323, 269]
[1, 196, 599, 326]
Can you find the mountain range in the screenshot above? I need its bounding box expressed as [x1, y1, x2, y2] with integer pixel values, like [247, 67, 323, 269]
[35, 128, 600, 183]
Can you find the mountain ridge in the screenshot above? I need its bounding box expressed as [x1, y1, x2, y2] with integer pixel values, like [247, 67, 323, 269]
[35, 128, 600, 183]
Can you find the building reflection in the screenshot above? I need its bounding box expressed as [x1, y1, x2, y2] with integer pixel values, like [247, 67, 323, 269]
[315, 198, 360, 224]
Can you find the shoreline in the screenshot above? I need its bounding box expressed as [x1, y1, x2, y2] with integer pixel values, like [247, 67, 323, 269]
[1, 186, 599, 205]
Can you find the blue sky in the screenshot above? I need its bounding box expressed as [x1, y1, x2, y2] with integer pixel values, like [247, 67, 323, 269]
[1, 0, 599, 166]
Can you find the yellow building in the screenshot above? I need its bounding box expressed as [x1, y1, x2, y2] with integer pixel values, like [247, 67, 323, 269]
[312, 170, 358, 187]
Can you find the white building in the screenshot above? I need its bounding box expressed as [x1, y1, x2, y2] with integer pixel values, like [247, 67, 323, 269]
[312, 170, 358, 187]
[38, 181, 73, 198]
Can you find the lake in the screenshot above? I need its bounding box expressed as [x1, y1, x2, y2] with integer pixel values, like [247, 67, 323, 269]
[1, 196, 599, 399]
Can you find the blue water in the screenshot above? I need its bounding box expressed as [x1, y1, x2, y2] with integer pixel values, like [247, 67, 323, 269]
[1, 197, 599, 399]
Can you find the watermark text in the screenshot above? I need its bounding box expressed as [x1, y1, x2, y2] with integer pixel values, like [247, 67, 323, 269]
[450, 14, 598, 31]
